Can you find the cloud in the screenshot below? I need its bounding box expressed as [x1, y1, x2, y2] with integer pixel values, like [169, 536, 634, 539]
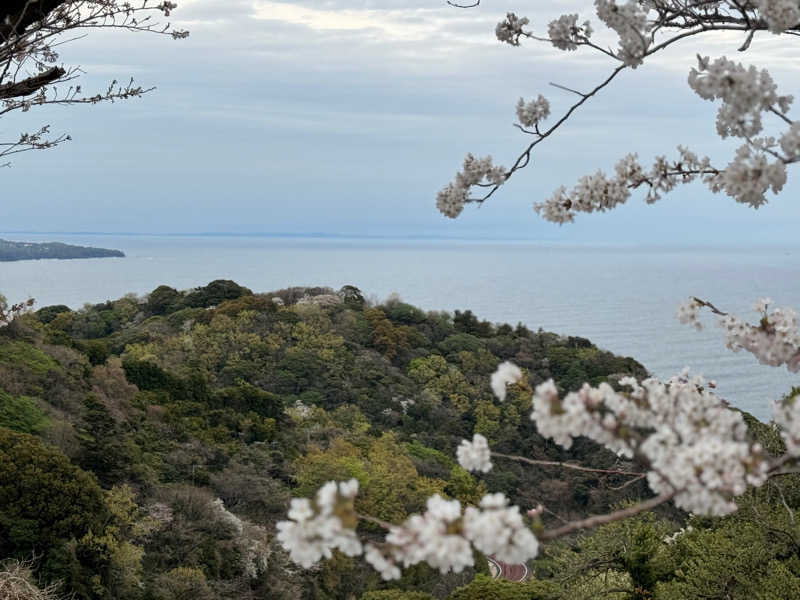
[252, 2, 439, 39]
[2, 1, 799, 239]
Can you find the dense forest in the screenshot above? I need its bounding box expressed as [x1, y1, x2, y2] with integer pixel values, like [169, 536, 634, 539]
[1, 280, 799, 599]
[0, 239, 124, 261]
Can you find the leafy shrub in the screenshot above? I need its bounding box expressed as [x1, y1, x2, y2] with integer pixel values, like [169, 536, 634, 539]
[183, 280, 252, 309]
[36, 305, 72, 325]
[0, 390, 48, 434]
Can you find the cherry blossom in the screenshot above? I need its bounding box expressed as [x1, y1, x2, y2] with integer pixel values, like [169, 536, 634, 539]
[457, 433, 493, 473]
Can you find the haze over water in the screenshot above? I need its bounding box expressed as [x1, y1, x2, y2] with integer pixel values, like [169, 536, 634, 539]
[2, 233, 798, 422]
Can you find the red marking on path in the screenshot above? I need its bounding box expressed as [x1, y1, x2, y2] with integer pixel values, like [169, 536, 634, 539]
[488, 555, 528, 582]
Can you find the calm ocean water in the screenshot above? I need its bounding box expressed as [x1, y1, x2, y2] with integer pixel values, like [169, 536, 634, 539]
[2, 233, 799, 422]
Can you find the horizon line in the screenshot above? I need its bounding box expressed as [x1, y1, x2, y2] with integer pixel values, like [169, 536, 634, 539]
[1, 231, 800, 249]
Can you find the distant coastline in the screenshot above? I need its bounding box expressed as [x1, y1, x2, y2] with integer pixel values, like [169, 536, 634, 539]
[0, 238, 125, 262]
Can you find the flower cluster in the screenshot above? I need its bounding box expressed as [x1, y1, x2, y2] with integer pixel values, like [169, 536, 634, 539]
[280, 482, 542, 580]
[779, 122, 800, 160]
[437, 154, 507, 218]
[533, 152, 655, 223]
[516, 95, 550, 128]
[383, 496, 473, 575]
[663, 525, 693, 545]
[276, 479, 362, 568]
[755, 0, 800, 34]
[365, 493, 540, 579]
[462, 493, 539, 564]
[534, 54, 798, 223]
[210, 498, 270, 578]
[709, 144, 786, 207]
[688, 56, 792, 139]
[681, 297, 800, 372]
[495, 13, 530, 46]
[531, 372, 769, 515]
[535, 142, 788, 222]
[773, 391, 800, 456]
[677, 297, 703, 330]
[457, 433, 493, 473]
[210, 498, 244, 534]
[719, 299, 800, 371]
[158, 1, 178, 17]
[594, 0, 650, 67]
[547, 14, 592, 51]
[490, 360, 523, 401]
[0, 297, 34, 329]
[364, 544, 401, 580]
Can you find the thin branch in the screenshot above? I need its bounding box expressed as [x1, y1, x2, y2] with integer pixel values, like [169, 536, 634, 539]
[467, 65, 628, 205]
[549, 81, 586, 98]
[768, 106, 794, 126]
[737, 28, 755, 51]
[491, 452, 646, 478]
[777, 483, 795, 524]
[690, 296, 729, 316]
[356, 512, 394, 530]
[608, 473, 647, 491]
[538, 491, 676, 541]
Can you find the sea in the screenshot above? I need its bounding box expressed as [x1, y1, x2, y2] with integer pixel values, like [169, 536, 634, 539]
[2, 233, 799, 422]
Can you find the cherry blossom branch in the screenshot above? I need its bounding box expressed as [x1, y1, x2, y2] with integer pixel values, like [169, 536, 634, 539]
[689, 296, 728, 316]
[356, 512, 394, 530]
[678, 296, 800, 372]
[490, 451, 646, 478]
[608, 473, 648, 491]
[0, 1, 187, 165]
[437, 3, 800, 220]
[0, 296, 34, 328]
[537, 491, 677, 541]
[279, 362, 800, 580]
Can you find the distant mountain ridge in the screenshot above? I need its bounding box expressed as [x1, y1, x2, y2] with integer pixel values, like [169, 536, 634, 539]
[0, 238, 124, 261]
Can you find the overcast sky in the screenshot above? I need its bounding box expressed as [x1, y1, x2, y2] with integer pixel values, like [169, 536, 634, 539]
[1, 0, 798, 243]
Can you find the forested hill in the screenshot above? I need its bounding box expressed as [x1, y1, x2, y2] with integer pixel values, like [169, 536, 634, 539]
[0, 238, 124, 261]
[0, 281, 795, 600]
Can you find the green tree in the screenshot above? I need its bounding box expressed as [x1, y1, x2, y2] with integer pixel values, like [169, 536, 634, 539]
[77, 394, 128, 487]
[146, 286, 184, 316]
[184, 280, 253, 309]
[447, 574, 559, 600]
[294, 434, 446, 524]
[0, 427, 106, 560]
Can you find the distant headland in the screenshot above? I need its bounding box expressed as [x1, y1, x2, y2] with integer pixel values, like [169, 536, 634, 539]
[0, 239, 125, 261]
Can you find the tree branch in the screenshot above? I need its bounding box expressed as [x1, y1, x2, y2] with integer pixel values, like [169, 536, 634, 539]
[0, 66, 65, 99]
[0, 0, 68, 40]
[538, 492, 676, 541]
[491, 451, 646, 478]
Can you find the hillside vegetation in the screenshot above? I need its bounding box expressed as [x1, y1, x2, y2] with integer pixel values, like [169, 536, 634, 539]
[0, 281, 797, 599]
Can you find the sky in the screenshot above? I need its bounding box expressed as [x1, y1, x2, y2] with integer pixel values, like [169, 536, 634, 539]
[1, 0, 799, 243]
